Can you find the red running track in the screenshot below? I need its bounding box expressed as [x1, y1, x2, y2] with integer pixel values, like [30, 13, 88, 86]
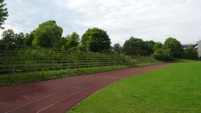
[0, 63, 171, 113]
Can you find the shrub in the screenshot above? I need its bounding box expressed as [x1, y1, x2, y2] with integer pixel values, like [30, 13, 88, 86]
[153, 48, 173, 61]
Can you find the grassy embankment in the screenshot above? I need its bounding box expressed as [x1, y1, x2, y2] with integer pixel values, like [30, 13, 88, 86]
[0, 47, 159, 86]
[68, 62, 201, 113]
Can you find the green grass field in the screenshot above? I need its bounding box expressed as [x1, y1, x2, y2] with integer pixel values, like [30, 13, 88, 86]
[68, 62, 201, 113]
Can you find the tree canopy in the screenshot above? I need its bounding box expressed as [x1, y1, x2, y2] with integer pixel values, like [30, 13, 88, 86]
[24, 31, 34, 47]
[32, 20, 63, 48]
[122, 37, 149, 56]
[1, 29, 15, 45]
[153, 48, 173, 61]
[81, 28, 111, 52]
[113, 43, 122, 54]
[1, 29, 25, 47]
[163, 37, 184, 58]
[184, 46, 198, 60]
[153, 42, 163, 52]
[0, 0, 8, 29]
[64, 32, 80, 50]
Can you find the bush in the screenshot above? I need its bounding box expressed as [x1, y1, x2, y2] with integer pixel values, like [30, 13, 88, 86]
[153, 49, 173, 61]
[184, 46, 198, 60]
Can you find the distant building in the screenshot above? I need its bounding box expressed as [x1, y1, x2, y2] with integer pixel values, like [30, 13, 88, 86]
[182, 43, 201, 57]
[197, 40, 201, 57]
[182, 44, 196, 50]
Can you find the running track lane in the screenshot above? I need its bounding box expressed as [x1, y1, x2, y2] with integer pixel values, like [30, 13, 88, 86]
[0, 63, 171, 113]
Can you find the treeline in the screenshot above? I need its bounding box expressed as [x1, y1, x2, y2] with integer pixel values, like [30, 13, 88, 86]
[0, 20, 111, 53]
[0, 20, 199, 60]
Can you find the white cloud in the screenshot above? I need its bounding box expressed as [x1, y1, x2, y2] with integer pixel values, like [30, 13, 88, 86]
[1, 0, 201, 45]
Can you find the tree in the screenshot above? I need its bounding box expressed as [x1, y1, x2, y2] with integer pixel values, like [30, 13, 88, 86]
[153, 42, 163, 52]
[24, 31, 34, 47]
[32, 20, 63, 48]
[144, 40, 156, 55]
[113, 43, 122, 54]
[184, 46, 198, 60]
[153, 48, 173, 61]
[1, 29, 26, 47]
[1, 29, 15, 45]
[65, 32, 80, 50]
[61, 35, 70, 50]
[163, 37, 184, 58]
[122, 37, 148, 56]
[54, 37, 68, 50]
[0, 0, 8, 29]
[15, 32, 25, 46]
[81, 28, 111, 52]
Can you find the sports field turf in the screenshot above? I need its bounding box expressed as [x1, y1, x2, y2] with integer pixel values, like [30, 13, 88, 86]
[68, 63, 201, 113]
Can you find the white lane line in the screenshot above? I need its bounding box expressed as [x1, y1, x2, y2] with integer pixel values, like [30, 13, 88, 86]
[36, 81, 105, 113]
[36, 90, 84, 113]
[5, 84, 83, 113]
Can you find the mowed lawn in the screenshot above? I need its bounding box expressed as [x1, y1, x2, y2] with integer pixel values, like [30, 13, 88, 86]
[68, 63, 201, 113]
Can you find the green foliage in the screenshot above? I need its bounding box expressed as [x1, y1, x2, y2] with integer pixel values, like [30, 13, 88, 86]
[0, 65, 130, 86]
[0, 45, 160, 86]
[153, 48, 173, 61]
[163, 37, 184, 58]
[0, 0, 8, 29]
[1, 29, 15, 45]
[144, 40, 155, 54]
[184, 46, 198, 60]
[24, 31, 34, 46]
[54, 37, 68, 50]
[122, 37, 148, 56]
[32, 20, 63, 48]
[69, 63, 201, 113]
[153, 42, 162, 52]
[64, 32, 80, 50]
[113, 43, 122, 54]
[81, 28, 111, 52]
[14, 32, 25, 46]
[1, 29, 25, 47]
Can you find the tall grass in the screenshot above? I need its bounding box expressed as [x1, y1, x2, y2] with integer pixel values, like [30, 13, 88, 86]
[0, 65, 129, 86]
[0, 47, 159, 74]
[0, 47, 160, 86]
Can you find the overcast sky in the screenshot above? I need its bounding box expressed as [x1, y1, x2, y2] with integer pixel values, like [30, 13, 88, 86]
[1, 0, 201, 45]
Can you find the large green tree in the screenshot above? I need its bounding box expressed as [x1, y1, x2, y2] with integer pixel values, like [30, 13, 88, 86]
[24, 31, 34, 47]
[184, 46, 198, 60]
[1, 29, 15, 45]
[65, 32, 80, 50]
[32, 20, 63, 48]
[122, 37, 148, 56]
[15, 32, 25, 46]
[153, 48, 173, 61]
[163, 37, 184, 58]
[1, 29, 25, 46]
[153, 42, 163, 52]
[81, 28, 111, 52]
[113, 43, 122, 54]
[144, 40, 156, 55]
[55, 37, 68, 50]
[0, 0, 8, 29]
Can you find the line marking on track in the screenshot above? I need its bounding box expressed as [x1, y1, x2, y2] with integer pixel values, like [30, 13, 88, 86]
[36, 81, 105, 113]
[5, 87, 77, 113]
[36, 90, 84, 113]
